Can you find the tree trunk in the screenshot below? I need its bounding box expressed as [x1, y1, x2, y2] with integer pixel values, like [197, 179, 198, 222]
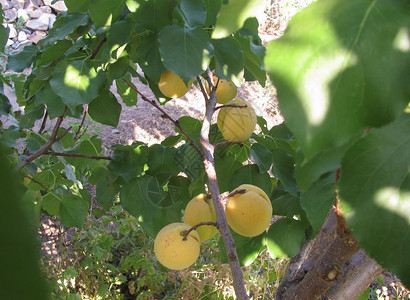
[275, 207, 383, 300]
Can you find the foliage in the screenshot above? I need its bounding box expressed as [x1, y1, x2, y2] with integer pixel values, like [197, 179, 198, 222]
[0, 0, 409, 297]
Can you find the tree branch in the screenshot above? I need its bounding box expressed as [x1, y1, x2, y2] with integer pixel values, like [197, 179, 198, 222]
[45, 151, 112, 160]
[122, 77, 205, 160]
[15, 108, 69, 171]
[199, 68, 249, 300]
[74, 105, 89, 142]
[21, 173, 48, 191]
[181, 221, 218, 241]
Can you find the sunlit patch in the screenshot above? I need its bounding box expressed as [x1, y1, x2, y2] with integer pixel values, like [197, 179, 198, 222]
[375, 186, 410, 224]
[300, 50, 357, 126]
[64, 64, 89, 91]
[393, 27, 410, 52]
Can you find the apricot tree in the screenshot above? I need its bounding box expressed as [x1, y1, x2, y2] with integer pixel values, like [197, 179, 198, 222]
[0, 0, 409, 299]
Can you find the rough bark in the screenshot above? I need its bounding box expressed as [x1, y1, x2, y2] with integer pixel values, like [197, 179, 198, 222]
[275, 207, 382, 300]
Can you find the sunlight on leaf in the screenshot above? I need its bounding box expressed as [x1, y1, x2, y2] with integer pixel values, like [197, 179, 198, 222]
[393, 27, 410, 52]
[64, 64, 91, 91]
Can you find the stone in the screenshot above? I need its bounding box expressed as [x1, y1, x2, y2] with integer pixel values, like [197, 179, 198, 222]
[17, 30, 27, 42]
[10, 0, 24, 9]
[6, 24, 17, 39]
[0, 0, 11, 10]
[49, 14, 56, 28]
[17, 8, 30, 21]
[25, 13, 51, 31]
[4, 8, 18, 22]
[27, 8, 43, 19]
[28, 30, 47, 44]
[23, 0, 41, 10]
[50, 1, 67, 13]
[40, 5, 52, 14]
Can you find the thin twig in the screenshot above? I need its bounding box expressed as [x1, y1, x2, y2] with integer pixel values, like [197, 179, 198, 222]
[38, 111, 48, 134]
[21, 173, 48, 191]
[45, 151, 112, 160]
[74, 106, 89, 142]
[15, 108, 69, 171]
[226, 189, 246, 198]
[199, 67, 249, 300]
[90, 37, 107, 60]
[181, 221, 218, 241]
[122, 77, 205, 160]
[215, 104, 247, 111]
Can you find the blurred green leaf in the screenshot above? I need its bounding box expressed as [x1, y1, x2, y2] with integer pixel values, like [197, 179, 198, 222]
[212, 0, 264, 39]
[89, 0, 126, 29]
[212, 36, 243, 85]
[271, 148, 299, 195]
[339, 113, 410, 287]
[136, 0, 177, 32]
[179, 0, 206, 27]
[228, 164, 272, 196]
[250, 143, 272, 174]
[7, 45, 39, 72]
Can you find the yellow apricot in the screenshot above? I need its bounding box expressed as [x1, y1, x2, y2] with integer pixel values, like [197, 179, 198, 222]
[183, 194, 218, 241]
[158, 70, 193, 98]
[154, 222, 200, 270]
[225, 184, 272, 237]
[205, 75, 238, 104]
[217, 99, 257, 142]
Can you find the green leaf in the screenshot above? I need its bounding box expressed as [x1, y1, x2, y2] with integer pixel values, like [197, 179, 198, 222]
[0, 144, 49, 299]
[65, 0, 89, 12]
[204, 0, 222, 27]
[265, 0, 410, 163]
[339, 113, 410, 287]
[219, 231, 264, 266]
[20, 105, 45, 129]
[36, 40, 73, 67]
[271, 148, 299, 195]
[39, 12, 90, 46]
[270, 188, 302, 217]
[212, 0, 264, 39]
[147, 144, 180, 176]
[237, 17, 262, 45]
[65, 136, 103, 171]
[115, 75, 138, 106]
[42, 193, 61, 215]
[159, 24, 214, 83]
[34, 83, 66, 119]
[6, 45, 39, 72]
[108, 142, 149, 181]
[0, 126, 19, 148]
[300, 172, 335, 235]
[250, 143, 272, 174]
[135, 0, 177, 32]
[228, 164, 272, 196]
[96, 173, 120, 211]
[215, 153, 242, 193]
[134, 33, 163, 83]
[58, 194, 89, 228]
[236, 36, 266, 86]
[89, 0, 126, 29]
[179, 0, 206, 27]
[269, 122, 294, 141]
[212, 36, 244, 85]
[120, 175, 183, 238]
[49, 60, 106, 112]
[88, 89, 122, 127]
[265, 218, 306, 259]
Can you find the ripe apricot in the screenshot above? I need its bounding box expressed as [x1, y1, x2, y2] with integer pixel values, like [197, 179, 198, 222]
[217, 99, 257, 142]
[183, 194, 218, 241]
[158, 70, 193, 98]
[154, 222, 200, 270]
[205, 75, 238, 104]
[225, 184, 272, 237]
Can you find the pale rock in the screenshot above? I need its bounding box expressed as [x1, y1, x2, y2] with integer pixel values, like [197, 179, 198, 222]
[6, 39, 14, 47]
[111, 129, 120, 134]
[0, 0, 11, 10]
[48, 13, 56, 28]
[25, 13, 51, 31]
[10, 0, 24, 9]
[43, 0, 53, 5]
[27, 8, 43, 19]
[23, 0, 41, 9]
[28, 30, 47, 44]
[4, 8, 18, 22]
[50, 1, 67, 13]
[6, 24, 17, 39]
[40, 6, 52, 14]
[17, 30, 27, 42]
[17, 8, 30, 21]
